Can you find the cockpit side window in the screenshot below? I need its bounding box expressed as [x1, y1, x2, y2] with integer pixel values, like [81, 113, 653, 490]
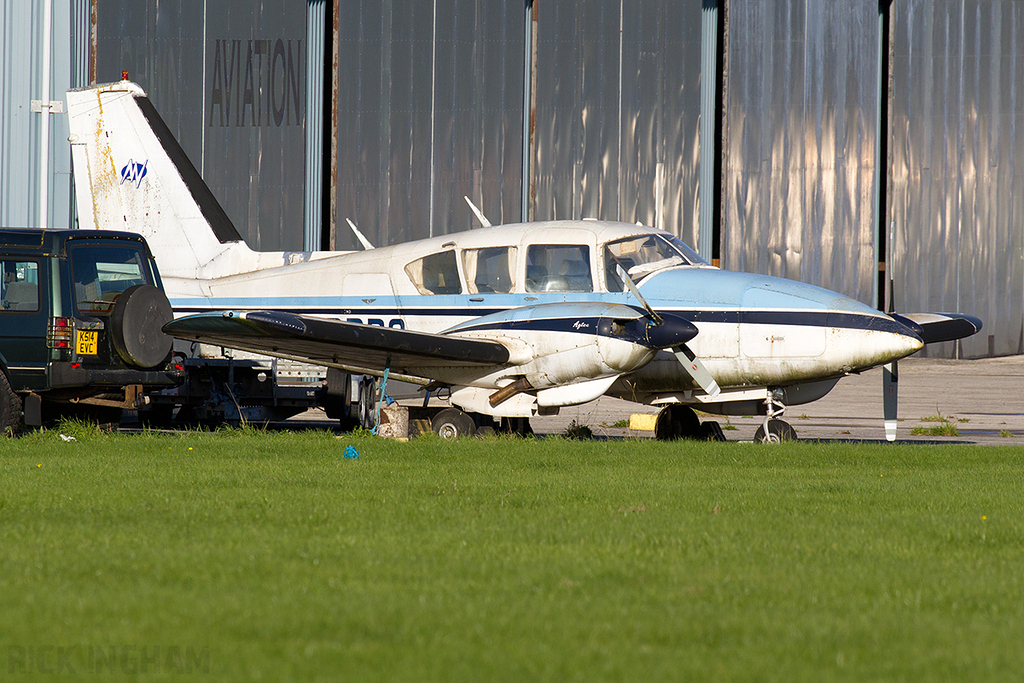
[604, 234, 703, 291]
[525, 245, 592, 293]
[462, 246, 517, 294]
[405, 250, 462, 295]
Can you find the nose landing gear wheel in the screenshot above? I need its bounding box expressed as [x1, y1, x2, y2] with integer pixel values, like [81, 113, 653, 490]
[754, 419, 798, 443]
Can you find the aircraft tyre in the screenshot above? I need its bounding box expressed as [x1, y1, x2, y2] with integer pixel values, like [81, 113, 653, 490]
[754, 419, 798, 443]
[698, 420, 727, 442]
[654, 404, 701, 440]
[0, 371, 22, 435]
[432, 408, 476, 440]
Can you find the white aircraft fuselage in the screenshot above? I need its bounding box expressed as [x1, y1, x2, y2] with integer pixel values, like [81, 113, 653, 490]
[151, 219, 921, 416]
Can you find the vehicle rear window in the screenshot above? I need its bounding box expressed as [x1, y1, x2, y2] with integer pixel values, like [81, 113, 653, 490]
[70, 244, 152, 314]
[0, 260, 39, 312]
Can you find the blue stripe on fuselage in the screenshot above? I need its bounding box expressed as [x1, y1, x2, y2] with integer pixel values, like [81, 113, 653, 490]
[170, 296, 910, 337]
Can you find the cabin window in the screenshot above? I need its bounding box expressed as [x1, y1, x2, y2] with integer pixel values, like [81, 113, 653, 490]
[70, 244, 152, 314]
[525, 245, 592, 293]
[604, 234, 705, 291]
[462, 246, 516, 294]
[405, 250, 462, 295]
[0, 260, 40, 312]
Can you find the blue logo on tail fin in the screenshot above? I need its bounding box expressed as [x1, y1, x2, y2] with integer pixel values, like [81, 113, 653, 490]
[119, 159, 149, 188]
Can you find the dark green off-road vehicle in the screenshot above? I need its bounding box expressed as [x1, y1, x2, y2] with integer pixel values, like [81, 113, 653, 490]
[0, 229, 182, 431]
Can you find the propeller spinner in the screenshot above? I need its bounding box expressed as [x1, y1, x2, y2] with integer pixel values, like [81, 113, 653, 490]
[615, 264, 721, 398]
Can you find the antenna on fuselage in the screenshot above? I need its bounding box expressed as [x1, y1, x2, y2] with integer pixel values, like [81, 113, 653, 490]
[346, 218, 375, 250]
[464, 196, 492, 228]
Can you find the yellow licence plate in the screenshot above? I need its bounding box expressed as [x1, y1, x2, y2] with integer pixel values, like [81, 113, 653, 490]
[76, 330, 98, 355]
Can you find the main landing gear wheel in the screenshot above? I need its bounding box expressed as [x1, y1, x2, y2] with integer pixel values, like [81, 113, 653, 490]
[654, 405, 701, 440]
[754, 419, 798, 443]
[431, 408, 477, 440]
[698, 420, 727, 442]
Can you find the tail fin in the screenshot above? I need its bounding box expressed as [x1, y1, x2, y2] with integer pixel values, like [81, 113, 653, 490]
[66, 81, 256, 279]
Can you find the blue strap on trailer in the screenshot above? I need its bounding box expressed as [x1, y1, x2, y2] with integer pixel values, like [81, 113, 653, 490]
[371, 359, 394, 435]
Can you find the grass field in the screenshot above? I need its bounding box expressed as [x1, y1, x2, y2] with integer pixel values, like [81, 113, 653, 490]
[2, 425, 1023, 681]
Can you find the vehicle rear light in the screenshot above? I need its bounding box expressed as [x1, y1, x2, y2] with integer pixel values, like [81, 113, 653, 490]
[47, 317, 73, 349]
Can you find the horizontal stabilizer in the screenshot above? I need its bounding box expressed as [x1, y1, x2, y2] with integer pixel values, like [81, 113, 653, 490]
[164, 311, 510, 378]
[891, 313, 983, 345]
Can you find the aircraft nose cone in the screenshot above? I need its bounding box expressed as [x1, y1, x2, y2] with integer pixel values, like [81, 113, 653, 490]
[887, 317, 925, 358]
[645, 314, 699, 349]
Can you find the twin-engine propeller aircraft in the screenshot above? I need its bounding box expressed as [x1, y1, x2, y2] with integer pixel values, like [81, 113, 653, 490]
[66, 81, 982, 441]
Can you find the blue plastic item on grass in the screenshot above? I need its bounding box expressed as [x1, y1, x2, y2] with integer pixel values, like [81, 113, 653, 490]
[344, 445, 359, 459]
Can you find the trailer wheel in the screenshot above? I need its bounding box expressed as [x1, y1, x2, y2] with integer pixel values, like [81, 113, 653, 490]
[323, 368, 360, 431]
[357, 376, 377, 429]
[0, 371, 22, 434]
[431, 408, 476, 440]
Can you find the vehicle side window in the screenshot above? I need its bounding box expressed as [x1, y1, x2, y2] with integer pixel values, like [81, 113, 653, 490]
[70, 244, 152, 314]
[0, 260, 40, 312]
[462, 247, 517, 294]
[525, 245, 592, 293]
[405, 250, 462, 295]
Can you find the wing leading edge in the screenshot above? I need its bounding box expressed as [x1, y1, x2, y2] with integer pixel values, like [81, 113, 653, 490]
[163, 311, 511, 380]
[891, 313, 983, 345]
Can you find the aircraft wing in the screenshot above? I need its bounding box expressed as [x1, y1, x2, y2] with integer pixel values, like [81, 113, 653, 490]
[891, 313, 983, 344]
[163, 311, 510, 380]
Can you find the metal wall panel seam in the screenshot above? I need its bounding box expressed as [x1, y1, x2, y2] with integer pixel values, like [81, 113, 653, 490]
[304, 0, 325, 252]
[201, 0, 206, 178]
[699, 0, 718, 261]
[429, 0, 437, 238]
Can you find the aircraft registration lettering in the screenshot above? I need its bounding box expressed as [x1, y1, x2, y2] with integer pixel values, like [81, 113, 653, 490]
[346, 317, 405, 329]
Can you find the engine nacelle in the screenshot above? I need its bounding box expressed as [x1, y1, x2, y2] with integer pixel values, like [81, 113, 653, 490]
[443, 301, 697, 391]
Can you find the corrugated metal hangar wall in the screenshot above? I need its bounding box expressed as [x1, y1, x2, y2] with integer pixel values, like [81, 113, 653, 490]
[2, 0, 1022, 358]
[94, 0, 310, 252]
[890, 0, 1024, 358]
[1, 0, 89, 230]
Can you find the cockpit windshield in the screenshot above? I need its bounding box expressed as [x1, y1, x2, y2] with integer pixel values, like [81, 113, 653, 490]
[603, 233, 708, 291]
